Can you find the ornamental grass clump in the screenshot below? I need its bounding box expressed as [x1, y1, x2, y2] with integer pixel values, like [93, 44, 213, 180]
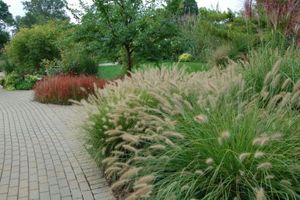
[82, 66, 300, 200]
[34, 75, 107, 105]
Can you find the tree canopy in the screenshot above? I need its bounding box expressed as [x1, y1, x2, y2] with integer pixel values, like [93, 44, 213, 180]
[16, 0, 69, 28]
[0, 0, 14, 49]
[93, 0, 154, 71]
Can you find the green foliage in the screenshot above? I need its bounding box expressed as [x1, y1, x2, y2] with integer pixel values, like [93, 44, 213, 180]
[61, 47, 97, 75]
[179, 8, 262, 62]
[0, 54, 15, 73]
[0, 30, 9, 49]
[0, 0, 14, 28]
[2, 72, 39, 90]
[41, 58, 64, 76]
[166, 0, 198, 16]
[242, 46, 300, 94]
[181, 0, 198, 15]
[16, 0, 69, 28]
[94, 0, 178, 71]
[135, 9, 182, 62]
[5, 22, 61, 75]
[0, 0, 13, 50]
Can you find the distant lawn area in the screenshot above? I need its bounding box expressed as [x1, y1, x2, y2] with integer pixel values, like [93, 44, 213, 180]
[97, 61, 208, 80]
[97, 64, 124, 80]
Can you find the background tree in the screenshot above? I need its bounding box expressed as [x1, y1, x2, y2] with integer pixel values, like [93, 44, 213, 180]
[0, 0, 14, 50]
[182, 0, 198, 15]
[93, 0, 159, 72]
[166, 0, 198, 16]
[16, 0, 69, 28]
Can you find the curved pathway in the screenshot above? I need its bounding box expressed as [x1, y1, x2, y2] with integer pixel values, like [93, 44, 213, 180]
[0, 89, 114, 200]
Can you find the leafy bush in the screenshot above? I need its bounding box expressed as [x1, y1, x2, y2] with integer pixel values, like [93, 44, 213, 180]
[82, 67, 300, 199]
[178, 53, 193, 62]
[0, 55, 15, 74]
[41, 59, 64, 76]
[4, 22, 61, 75]
[2, 72, 39, 90]
[34, 75, 107, 105]
[61, 48, 98, 75]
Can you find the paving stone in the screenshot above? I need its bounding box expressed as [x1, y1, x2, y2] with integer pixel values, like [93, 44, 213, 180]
[0, 89, 114, 199]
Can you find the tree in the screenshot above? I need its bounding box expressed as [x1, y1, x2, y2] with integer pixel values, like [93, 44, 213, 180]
[93, 0, 158, 72]
[17, 0, 69, 28]
[0, 0, 14, 49]
[182, 0, 198, 15]
[166, 0, 198, 16]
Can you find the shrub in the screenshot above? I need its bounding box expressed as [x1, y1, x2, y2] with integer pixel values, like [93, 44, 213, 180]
[0, 55, 15, 74]
[15, 74, 39, 90]
[41, 59, 64, 76]
[4, 22, 61, 75]
[2, 72, 39, 90]
[61, 47, 98, 75]
[2, 72, 18, 90]
[34, 75, 107, 105]
[81, 67, 300, 199]
[178, 53, 193, 62]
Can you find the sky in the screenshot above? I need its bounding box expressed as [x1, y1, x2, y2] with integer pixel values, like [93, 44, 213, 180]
[3, 0, 243, 20]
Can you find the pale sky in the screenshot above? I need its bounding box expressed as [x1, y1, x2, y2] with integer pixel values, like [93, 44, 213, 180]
[3, 0, 243, 20]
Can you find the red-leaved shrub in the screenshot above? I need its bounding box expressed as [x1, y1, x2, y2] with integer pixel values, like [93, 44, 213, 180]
[34, 75, 107, 105]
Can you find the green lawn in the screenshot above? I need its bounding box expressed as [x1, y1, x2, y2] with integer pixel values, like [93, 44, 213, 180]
[97, 64, 124, 80]
[97, 61, 208, 80]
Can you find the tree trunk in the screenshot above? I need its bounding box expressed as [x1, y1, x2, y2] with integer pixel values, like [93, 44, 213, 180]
[125, 45, 133, 74]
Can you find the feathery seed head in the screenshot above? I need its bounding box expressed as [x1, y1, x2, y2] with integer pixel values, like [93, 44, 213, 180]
[103, 125, 108, 129]
[255, 187, 266, 200]
[252, 136, 269, 146]
[111, 179, 128, 191]
[149, 144, 166, 151]
[163, 131, 184, 139]
[293, 80, 300, 91]
[135, 175, 155, 185]
[181, 185, 189, 192]
[205, 158, 214, 165]
[122, 145, 138, 153]
[254, 151, 265, 159]
[281, 78, 292, 90]
[239, 170, 245, 176]
[239, 153, 251, 161]
[271, 74, 281, 89]
[120, 167, 141, 180]
[280, 179, 292, 186]
[194, 114, 208, 124]
[257, 162, 272, 170]
[195, 170, 204, 176]
[270, 133, 282, 141]
[133, 185, 153, 198]
[121, 133, 139, 143]
[265, 175, 275, 180]
[263, 72, 273, 86]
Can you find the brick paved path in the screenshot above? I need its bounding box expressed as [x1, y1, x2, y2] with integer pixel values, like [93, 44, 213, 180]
[0, 89, 114, 200]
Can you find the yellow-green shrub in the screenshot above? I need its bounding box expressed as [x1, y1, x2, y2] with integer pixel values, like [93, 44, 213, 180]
[178, 53, 193, 62]
[5, 22, 61, 75]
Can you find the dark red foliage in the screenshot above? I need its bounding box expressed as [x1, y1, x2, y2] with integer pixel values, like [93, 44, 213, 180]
[34, 75, 107, 105]
[244, 0, 253, 18]
[257, 0, 299, 32]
